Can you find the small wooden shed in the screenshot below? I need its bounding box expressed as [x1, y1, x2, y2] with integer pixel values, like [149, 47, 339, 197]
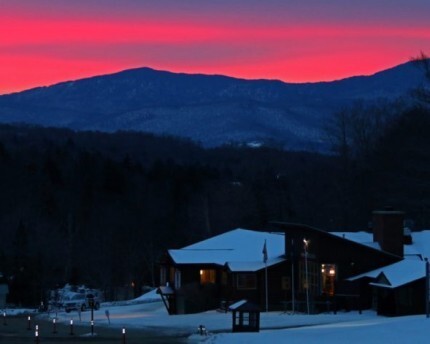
[229, 300, 260, 332]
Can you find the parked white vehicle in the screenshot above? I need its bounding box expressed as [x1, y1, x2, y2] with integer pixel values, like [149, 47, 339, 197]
[63, 292, 101, 313]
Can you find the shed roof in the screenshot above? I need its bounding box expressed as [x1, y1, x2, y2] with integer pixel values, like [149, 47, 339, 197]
[229, 299, 260, 311]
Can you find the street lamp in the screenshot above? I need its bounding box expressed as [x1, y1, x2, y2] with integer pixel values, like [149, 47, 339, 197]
[303, 238, 310, 315]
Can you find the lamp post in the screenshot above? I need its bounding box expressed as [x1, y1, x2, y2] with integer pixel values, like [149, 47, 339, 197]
[89, 296, 95, 335]
[52, 318, 57, 334]
[122, 327, 126, 344]
[2, 311, 6, 326]
[69, 319, 74, 336]
[27, 316, 31, 330]
[303, 238, 310, 315]
[35, 324, 39, 344]
[262, 239, 268, 312]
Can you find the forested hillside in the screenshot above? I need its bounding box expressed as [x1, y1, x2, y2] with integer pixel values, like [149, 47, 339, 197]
[1, 101, 430, 305]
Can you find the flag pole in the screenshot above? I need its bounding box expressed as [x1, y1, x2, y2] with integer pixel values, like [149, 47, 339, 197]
[291, 238, 295, 314]
[426, 258, 429, 318]
[263, 239, 268, 312]
[265, 260, 268, 312]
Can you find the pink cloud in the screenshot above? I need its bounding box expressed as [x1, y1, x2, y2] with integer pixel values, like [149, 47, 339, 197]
[0, 3, 429, 93]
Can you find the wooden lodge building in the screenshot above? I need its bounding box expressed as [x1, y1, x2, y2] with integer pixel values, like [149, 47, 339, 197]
[159, 210, 430, 316]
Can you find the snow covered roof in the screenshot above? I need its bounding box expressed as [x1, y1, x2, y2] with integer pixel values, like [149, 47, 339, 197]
[330, 231, 381, 250]
[349, 259, 426, 289]
[404, 231, 430, 259]
[168, 228, 285, 271]
[227, 257, 285, 272]
[228, 299, 247, 310]
[334, 229, 430, 289]
[331, 230, 430, 259]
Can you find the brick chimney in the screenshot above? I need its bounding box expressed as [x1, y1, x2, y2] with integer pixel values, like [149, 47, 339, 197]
[372, 209, 404, 257]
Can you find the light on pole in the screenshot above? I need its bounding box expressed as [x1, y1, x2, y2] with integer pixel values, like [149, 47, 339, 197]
[303, 238, 310, 315]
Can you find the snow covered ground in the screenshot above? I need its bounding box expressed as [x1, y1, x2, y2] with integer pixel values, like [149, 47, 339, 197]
[26, 289, 430, 343]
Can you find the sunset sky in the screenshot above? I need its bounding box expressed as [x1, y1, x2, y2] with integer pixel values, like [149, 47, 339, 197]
[1, 0, 429, 94]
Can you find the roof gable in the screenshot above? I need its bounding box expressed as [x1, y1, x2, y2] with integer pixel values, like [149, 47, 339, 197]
[375, 272, 391, 286]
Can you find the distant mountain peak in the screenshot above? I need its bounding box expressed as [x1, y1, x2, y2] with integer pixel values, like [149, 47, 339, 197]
[0, 61, 426, 151]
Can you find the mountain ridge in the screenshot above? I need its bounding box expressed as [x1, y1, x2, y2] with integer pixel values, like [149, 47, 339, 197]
[0, 61, 426, 150]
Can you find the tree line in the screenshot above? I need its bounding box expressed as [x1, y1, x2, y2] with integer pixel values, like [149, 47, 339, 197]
[0, 56, 429, 306]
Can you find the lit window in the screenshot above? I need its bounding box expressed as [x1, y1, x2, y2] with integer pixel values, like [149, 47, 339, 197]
[200, 269, 216, 284]
[321, 264, 336, 296]
[236, 273, 257, 290]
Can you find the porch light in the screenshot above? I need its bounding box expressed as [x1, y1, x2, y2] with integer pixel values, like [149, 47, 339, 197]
[200, 270, 203, 275]
[329, 268, 336, 276]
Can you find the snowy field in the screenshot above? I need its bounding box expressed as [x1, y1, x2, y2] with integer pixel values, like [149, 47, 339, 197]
[6, 290, 429, 343]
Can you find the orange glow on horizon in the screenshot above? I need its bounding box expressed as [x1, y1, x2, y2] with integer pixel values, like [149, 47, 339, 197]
[0, 6, 429, 94]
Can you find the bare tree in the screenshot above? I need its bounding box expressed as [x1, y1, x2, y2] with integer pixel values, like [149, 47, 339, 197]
[411, 51, 430, 103]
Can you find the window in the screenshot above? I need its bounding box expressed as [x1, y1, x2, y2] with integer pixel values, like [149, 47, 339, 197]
[169, 267, 175, 283]
[242, 312, 250, 325]
[160, 266, 167, 286]
[236, 273, 257, 290]
[174, 269, 181, 289]
[321, 264, 336, 296]
[200, 269, 216, 284]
